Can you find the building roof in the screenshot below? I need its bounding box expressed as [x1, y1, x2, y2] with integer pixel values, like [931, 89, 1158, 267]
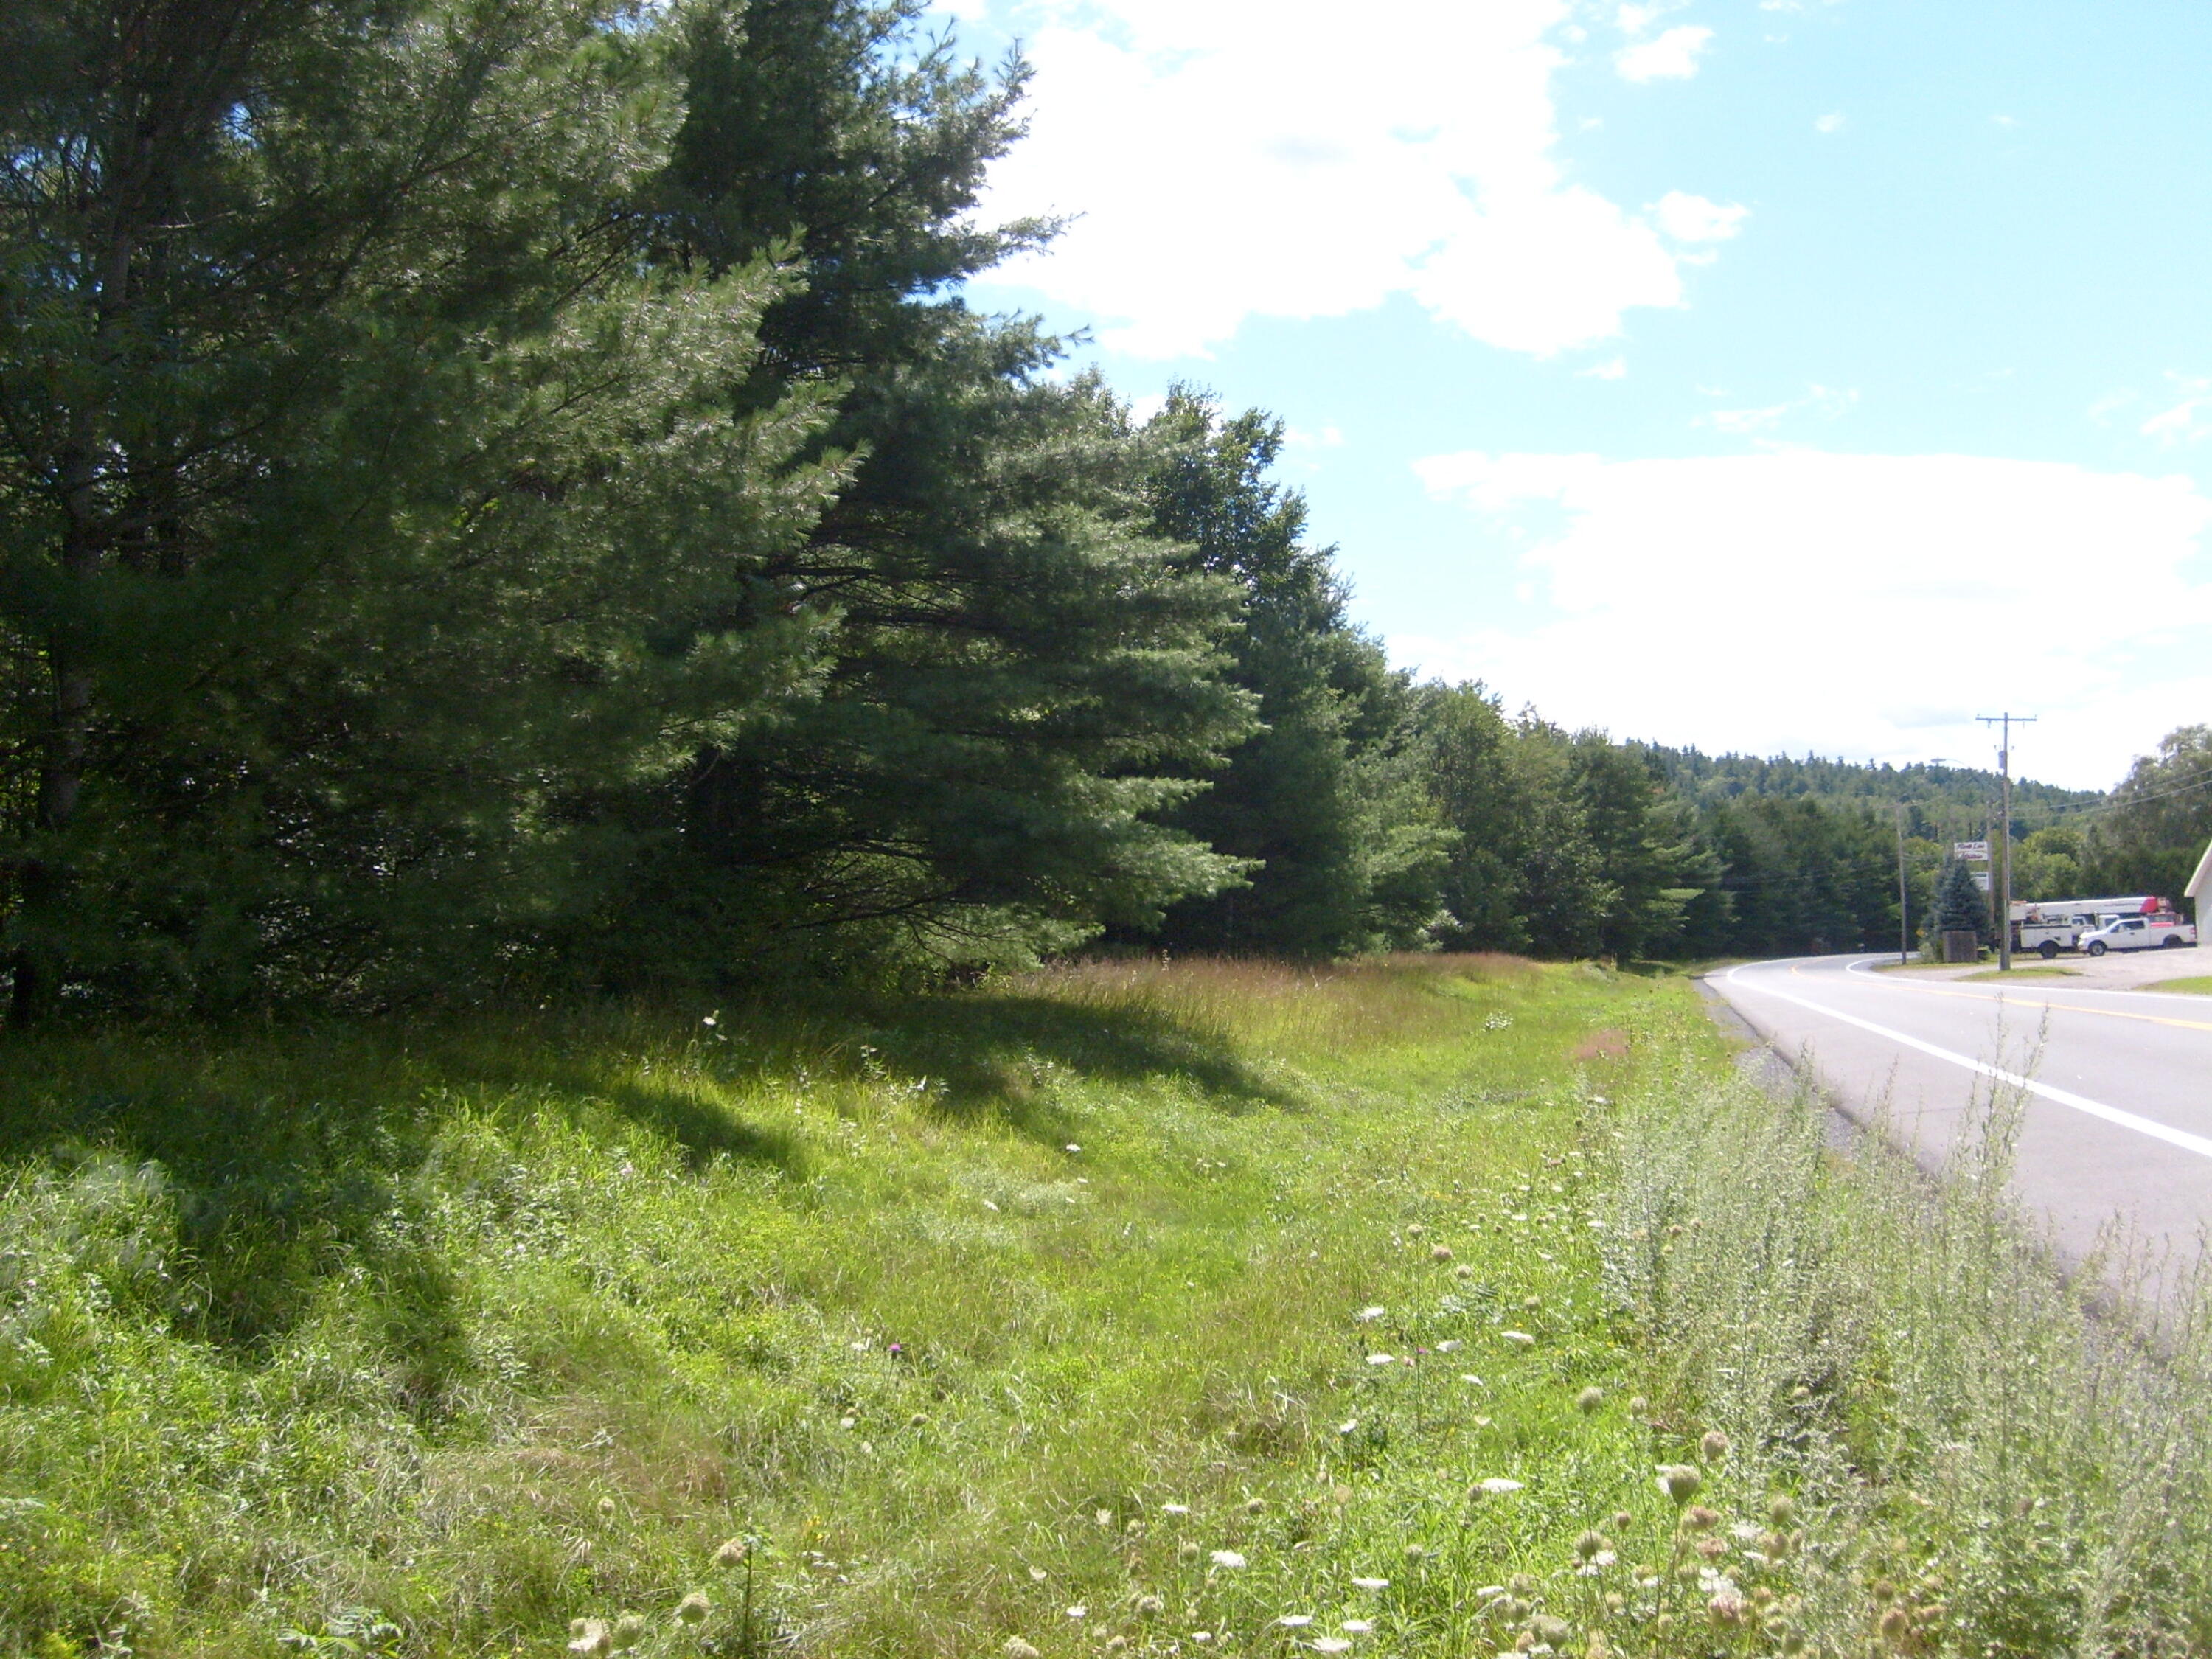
[2191, 838, 2212, 901]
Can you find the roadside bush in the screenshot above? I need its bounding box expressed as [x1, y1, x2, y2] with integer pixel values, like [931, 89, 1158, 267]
[1604, 1051, 2212, 1656]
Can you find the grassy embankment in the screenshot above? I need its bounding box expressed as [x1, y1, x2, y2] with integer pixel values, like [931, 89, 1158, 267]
[7, 956, 2212, 1658]
[0, 956, 1701, 1656]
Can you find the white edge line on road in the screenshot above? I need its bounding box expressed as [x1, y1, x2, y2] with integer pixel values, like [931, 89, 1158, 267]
[1724, 961, 2212, 1161]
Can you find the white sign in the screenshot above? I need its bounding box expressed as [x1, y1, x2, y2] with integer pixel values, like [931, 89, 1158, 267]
[1954, 841, 1991, 861]
[1972, 872, 1992, 891]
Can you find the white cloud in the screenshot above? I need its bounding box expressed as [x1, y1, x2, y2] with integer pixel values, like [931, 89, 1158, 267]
[1615, 25, 1714, 82]
[1815, 111, 1847, 133]
[972, 0, 1743, 358]
[1580, 357, 1629, 380]
[1699, 383, 1856, 437]
[1405, 449, 2212, 787]
[2141, 375, 2212, 445]
[1652, 190, 1747, 243]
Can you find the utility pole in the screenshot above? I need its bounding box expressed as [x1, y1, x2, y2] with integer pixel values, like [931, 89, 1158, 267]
[1976, 713, 2037, 973]
[1894, 802, 1910, 965]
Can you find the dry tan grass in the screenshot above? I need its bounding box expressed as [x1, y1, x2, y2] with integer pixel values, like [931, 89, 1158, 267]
[1015, 953, 1546, 1058]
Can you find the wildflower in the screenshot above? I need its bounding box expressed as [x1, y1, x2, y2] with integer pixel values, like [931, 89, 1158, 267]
[1768, 1494, 1797, 1526]
[1508, 1574, 1537, 1597]
[1870, 1579, 1898, 1604]
[1209, 1550, 1248, 1570]
[1066, 1605, 1087, 1620]
[1004, 1641, 1042, 1659]
[597, 1496, 618, 1520]
[1627, 1396, 1647, 1413]
[1436, 1340, 1462, 1353]
[909, 1412, 929, 1428]
[1407, 1223, 1424, 1237]
[675, 1594, 710, 1627]
[1350, 1576, 1390, 1591]
[1708, 1591, 1750, 1627]
[1136, 1595, 1166, 1615]
[1191, 1633, 1211, 1644]
[1699, 1430, 1731, 1465]
[1680, 1505, 1719, 1533]
[1612, 1511, 1634, 1531]
[1576, 1386, 1604, 1413]
[1311, 1641, 1352, 1655]
[700, 1014, 717, 1027]
[1404, 1544, 1427, 1562]
[1162, 1503, 1190, 1515]
[1366, 1353, 1396, 1366]
[1694, 1536, 1728, 1562]
[1453, 1264, 1475, 1279]
[1354, 1306, 1388, 1323]
[1065, 1144, 1081, 1153]
[1500, 1330, 1535, 1346]
[1029, 1568, 1048, 1582]
[1178, 1541, 1202, 1562]
[1430, 1245, 1454, 1263]
[1461, 1376, 1484, 1388]
[1278, 1615, 1314, 1628]
[1096, 1507, 1113, 1526]
[1245, 1498, 1265, 1515]
[1575, 1530, 1610, 1561]
[1337, 1419, 1360, 1436]
[1877, 1607, 1912, 1644]
[568, 1620, 611, 1657]
[1477, 1478, 1523, 1495]
[1340, 1620, 1374, 1634]
[611, 1613, 647, 1650]
[1104, 1639, 1128, 1654]
[1655, 1464, 1702, 1503]
[713, 1537, 748, 1568]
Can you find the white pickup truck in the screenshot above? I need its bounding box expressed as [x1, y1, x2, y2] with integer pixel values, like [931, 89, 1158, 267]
[2081, 912, 2199, 955]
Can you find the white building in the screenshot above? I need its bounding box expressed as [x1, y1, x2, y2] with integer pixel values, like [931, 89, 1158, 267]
[2191, 837, 2212, 931]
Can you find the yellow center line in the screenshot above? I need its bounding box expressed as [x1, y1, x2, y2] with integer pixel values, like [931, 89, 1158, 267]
[1834, 967, 2212, 1035]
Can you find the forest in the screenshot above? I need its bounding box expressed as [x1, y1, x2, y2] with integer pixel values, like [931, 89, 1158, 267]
[2, 0, 2203, 1023]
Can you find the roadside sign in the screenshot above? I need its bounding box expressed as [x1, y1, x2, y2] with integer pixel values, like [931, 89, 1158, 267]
[1972, 872, 1992, 891]
[1954, 841, 1991, 861]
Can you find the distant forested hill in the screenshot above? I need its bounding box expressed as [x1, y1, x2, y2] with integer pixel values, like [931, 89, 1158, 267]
[1632, 746, 2104, 832]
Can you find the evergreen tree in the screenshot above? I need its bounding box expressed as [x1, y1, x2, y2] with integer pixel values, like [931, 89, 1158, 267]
[1138, 390, 1448, 957]
[1, 0, 842, 1012]
[1931, 858, 1989, 945]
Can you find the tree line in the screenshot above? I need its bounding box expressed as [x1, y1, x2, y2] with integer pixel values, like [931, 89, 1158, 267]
[3, 0, 2192, 1020]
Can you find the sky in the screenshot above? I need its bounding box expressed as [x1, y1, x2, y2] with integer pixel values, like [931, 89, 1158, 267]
[931, 0, 2212, 790]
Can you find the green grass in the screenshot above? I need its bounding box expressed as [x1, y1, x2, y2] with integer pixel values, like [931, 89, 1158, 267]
[0, 956, 1723, 1658]
[10, 956, 2206, 1658]
[2147, 975, 2212, 995]
[1957, 965, 2080, 981]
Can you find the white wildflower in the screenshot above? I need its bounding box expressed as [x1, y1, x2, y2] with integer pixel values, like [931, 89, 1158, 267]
[1349, 1576, 1390, 1591]
[1500, 1330, 1534, 1346]
[1477, 1478, 1523, 1495]
[1365, 1353, 1396, 1366]
[1209, 1550, 1248, 1570]
[1354, 1306, 1387, 1323]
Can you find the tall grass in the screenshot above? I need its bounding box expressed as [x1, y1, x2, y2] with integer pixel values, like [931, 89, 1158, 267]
[0, 955, 1690, 1657]
[1603, 1043, 2212, 1657]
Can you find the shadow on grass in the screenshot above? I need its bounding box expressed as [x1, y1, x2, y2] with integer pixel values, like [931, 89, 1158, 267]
[866, 989, 1296, 1131]
[0, 980, 1276, 1353]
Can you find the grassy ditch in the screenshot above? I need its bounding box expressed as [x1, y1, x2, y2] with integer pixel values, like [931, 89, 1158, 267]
[0, 956, 1706, 1657]
[4, 958, 2205, 1658]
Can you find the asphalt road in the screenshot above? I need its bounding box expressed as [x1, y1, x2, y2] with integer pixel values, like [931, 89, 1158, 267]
[1706, 953, 2212, 1268]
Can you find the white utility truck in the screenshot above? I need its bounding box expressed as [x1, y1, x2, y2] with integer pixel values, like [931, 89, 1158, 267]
[2009, 895, 2164, 960]
[2080, 912, 2198, 955]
